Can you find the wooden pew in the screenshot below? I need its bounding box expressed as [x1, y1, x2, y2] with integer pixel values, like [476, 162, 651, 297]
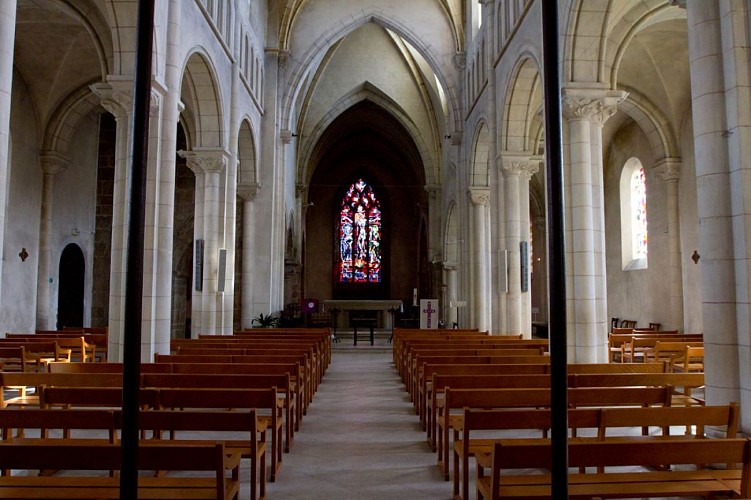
[475, 438, 750, 499]
[142, 372, 297, 453]
[419, 364, 549, 438]
[453, 408, 601, 500]
[0, 339, 71, 371]
[0, 372, 123, 409]
[0, 441, 241, 500]
[437, 386, 673, 480]
[623, 333, 703, 363]
[156, 353, 315, 413]
[134, 409, 266, 500]
[410, 355, 549, 401]
[39, 386, 160, 410]
[458, 403, 739, 500]
[157, 387, 284, 483]
[5, 335, 96, 363]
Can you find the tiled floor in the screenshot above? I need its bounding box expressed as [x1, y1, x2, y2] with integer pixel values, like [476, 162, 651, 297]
[262, 342, 453, 499]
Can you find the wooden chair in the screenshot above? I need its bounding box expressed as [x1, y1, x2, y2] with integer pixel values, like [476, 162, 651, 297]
[620, 319, 637, 328]
[670, 345, 704, 373]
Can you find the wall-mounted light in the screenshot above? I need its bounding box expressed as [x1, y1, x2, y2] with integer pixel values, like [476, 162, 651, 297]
[18, 248, 28, 262]
[691, 250, 700, 264]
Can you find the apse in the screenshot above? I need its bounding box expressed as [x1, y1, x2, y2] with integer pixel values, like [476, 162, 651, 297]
[304, 101, 428, 304]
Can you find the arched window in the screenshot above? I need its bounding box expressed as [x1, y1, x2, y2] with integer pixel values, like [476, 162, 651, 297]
[339, 179, 382, 283]
[620, 158, 648, 270]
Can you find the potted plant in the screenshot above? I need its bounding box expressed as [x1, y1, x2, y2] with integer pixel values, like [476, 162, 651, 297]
[252, 312, 279, 328]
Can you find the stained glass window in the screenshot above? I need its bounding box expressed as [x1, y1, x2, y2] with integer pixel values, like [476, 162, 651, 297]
[339, 179, 382, 283]
[631, 166, 648, 259]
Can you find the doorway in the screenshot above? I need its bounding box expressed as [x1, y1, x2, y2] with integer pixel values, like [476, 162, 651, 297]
[57, 243, 85, 329]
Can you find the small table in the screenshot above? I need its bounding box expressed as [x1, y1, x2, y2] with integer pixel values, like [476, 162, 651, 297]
[352, 318, 375, 346]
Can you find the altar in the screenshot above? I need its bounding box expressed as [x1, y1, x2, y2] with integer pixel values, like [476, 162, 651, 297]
[323, 300, 403, 331]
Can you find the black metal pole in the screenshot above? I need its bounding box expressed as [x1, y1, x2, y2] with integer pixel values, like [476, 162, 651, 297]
[541, 1, 569, 497]
[120, 0, 154, 497]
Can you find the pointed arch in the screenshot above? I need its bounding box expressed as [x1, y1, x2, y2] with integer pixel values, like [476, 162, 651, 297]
[237, 118, 257, 186]
[42, 83, 103, 155]
[297, 83, 437, 187]
[470, 122, 490, 187]
[280, 9, 462, 143]
[180, 49, 226, 149]
[501, 55, 542, 153]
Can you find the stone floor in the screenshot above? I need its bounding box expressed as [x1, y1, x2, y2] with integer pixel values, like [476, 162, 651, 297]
[262, 340, 452, 499]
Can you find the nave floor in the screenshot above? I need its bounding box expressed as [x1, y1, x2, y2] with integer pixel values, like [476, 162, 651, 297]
[261, 347, 451, 499]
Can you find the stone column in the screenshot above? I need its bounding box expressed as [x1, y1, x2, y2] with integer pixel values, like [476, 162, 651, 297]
[36, 152, 68, 330]
[91, 80, 132, 362]
[562, 88, 625, 362]
[140, 84, 165, 358]
[686, 0, 741, 411]
[531, 215, 548, 324]
[0, 1, 16, 309]
[468, 188, 490, 331]
[238, 184, 259, 328]
[180, 149, 229, 336]
[444, 263, 458, 327]
[501, 153, 539, 337]
[655, 158, 684, 331]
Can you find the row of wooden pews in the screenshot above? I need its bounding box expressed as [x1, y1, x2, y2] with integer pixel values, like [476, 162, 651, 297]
[392, 328, 749, 500]
[607, 328, 704, 368]
[0, 326, 332, 500]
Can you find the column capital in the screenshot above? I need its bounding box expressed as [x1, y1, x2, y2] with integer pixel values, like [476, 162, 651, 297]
[443, 262, 458, 271]
[655, 157, 682, 182]
[237, 183, 261, 202]
[39, 151, 69, 175]
[479, 0, 496, 5]
[178, 148, 230, 174]
[296, 183, 307, 198]
[500, 152, 540, 179]
[90, 80, 132, 120]
[467, 187, 490, 206]
[562, 88, 628, 125]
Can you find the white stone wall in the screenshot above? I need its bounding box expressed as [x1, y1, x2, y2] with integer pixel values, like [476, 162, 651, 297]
[1, 74, 41, 333]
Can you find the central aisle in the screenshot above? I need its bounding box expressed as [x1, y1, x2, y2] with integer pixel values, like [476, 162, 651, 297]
[263, 348, 451, 499]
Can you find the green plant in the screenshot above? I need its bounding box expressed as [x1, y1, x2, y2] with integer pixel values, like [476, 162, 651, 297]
[252, 312, 279, 328]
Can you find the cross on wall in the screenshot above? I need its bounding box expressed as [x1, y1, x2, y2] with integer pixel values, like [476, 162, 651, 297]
[422, 301, 436, 328]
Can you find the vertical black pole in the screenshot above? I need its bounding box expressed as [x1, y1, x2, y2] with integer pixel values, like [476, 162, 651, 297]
[120, 0, 154, 497]
[541, 1, 569, 497]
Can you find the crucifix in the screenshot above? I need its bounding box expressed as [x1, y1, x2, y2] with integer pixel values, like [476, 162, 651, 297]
[420, 299, 439, 329]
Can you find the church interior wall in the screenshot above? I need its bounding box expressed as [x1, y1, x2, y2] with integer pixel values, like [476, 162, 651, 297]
[677, 117, 703, 333]
[604, 119, 671, 329]
[1, 74, 42, 332]
[51, 113, 101, 328]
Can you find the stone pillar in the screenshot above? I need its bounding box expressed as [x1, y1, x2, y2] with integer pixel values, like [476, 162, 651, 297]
[140, 84, 165, 358]
[238, 184, 259, 328]
[562, 88, 626, 362]
[146, 0, 181, 350]
[531, 215, 548, 324]
[468, 188, 490, 331]
[501, 153, 539, 337]
[655, 158, 684, 331]
[686, 0, 742, 412]
[36, 152, 68, 330]
[0, 1, 16, 310]
[444, 263, 458, 327]
[180, 149, 230, 336]
[91, 80, 133, 362]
